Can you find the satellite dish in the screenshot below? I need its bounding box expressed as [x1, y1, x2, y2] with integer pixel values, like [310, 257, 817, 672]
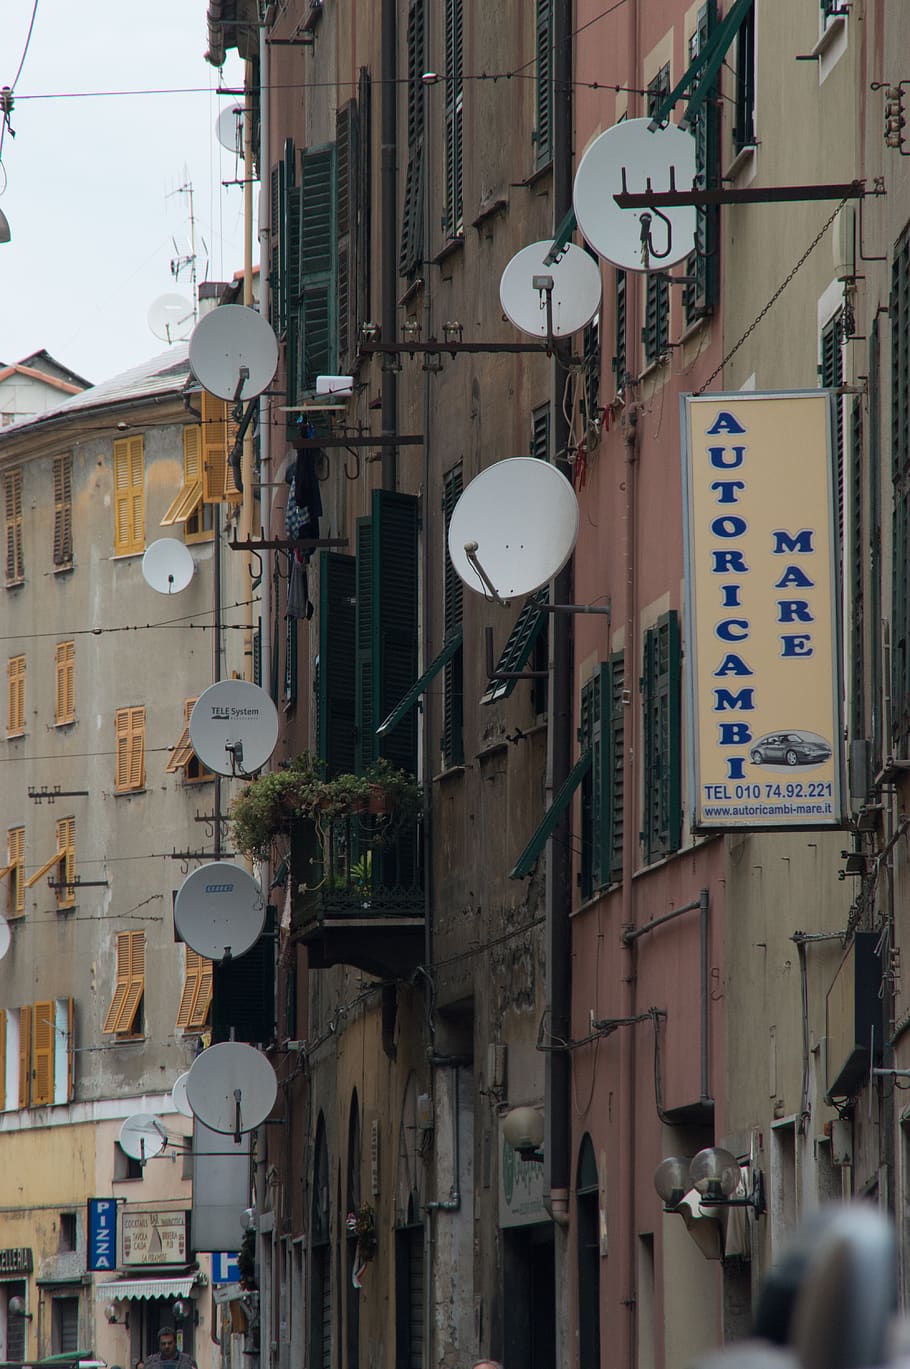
[216, 104, 244, 155]
[171, 1071, 194, 1120]
[119, 1113, 168, 1161]
[0, 915, 10, 961]
[448, 458, 579, 600]
[188, 304, 279, 402]
[142, 539, 195, 594]
[189, 679, 279, 777]
[573, 118, 697, 271]
[499, 241, 601, 337]
[185, 1041, 278, 1136]
[148, 293, 195, 344]
[174, 861, 265, 962]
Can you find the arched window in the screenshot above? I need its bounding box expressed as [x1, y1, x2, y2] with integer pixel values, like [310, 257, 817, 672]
[577, 1133, 601, 1369]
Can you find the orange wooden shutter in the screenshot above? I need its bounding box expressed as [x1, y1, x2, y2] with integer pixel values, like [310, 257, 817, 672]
[102, 932, 132, 1033]
[56, 818, 75, 908]
[53, 455, 73, 565]
[8, 827, 24, 915]
[7, 655, 25, 735]
[55, 642, 75, 724]
[31, 1001, 55, 1105]
[18, 1005, 31, 1108]
[118, 931, 145, 1033]
[175, 948, 202, 1029]
[129, 707, 145, 789]
[5, 471, 23, 582]
[188, 955, 213, 1029]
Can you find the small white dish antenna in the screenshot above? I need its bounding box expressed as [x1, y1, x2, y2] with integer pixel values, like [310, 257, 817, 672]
[573, 118, 697, 271]
[142, 539, 195, 595]
[448, 458, 579, 601]
[119, 1113, 168, 1162]
[189, 304, 279, 402]
[499, 241, 601, 337]
[0, 915, 10, 961]
[189, 679, 279, 777]
[148, 293, 195, 344]
[171, 1071, 194, 1120]
[216, 104, 244, 155]
[174, 861, 266, 962]
[185, 1041, 278, 1137]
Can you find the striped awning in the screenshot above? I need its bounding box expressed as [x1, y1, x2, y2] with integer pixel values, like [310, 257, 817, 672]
[95, 1275, 195, 1302]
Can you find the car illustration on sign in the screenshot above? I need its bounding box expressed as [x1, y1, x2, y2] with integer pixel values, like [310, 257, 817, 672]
[748, 731, 832, 768]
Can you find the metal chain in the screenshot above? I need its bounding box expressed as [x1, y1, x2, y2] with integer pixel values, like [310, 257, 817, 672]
[694, 195, 850, 396]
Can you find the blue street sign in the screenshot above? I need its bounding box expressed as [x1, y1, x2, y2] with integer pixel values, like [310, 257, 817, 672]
[87, 1199, 117, 1271]
[210, 1252, 240, 1284]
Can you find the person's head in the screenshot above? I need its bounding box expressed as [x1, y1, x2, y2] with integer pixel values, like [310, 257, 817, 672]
[157, 1329, 178, 1359]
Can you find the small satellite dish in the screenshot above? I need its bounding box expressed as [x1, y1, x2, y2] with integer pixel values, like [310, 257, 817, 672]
[215, 104, 244, 155]
[185, 1041, 278, 1135]
[171, 1071, 194, 1120]
[148, 293, 195, 344]
[119, 1113, 168, 1161]
[189, 679, 279, 777]
[142, 539, 195, 595]
[0, 916, 10, 961]
[188, 304, 279, 402]
[448, 458, 579, 600]
[573, 118, 697, 271]
[316, 375, 354, 397]
[499, 241, 601, 337]
[174, 861, 265, 962]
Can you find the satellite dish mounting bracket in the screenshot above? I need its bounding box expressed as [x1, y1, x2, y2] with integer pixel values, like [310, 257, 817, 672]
[464, 543, 511, 607]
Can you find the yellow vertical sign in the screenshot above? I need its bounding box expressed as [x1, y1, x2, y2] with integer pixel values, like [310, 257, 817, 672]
[681, 391, 844, 829]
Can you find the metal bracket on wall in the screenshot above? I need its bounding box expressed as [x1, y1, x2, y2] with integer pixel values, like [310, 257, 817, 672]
[28, 786, 89, 804]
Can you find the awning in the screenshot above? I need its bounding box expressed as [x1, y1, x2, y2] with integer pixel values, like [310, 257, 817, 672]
[95, 1275, 195, 1302]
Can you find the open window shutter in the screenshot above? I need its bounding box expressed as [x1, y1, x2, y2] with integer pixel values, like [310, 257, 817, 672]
[66, 997, 74, 1101]
[685, 0, 719, 324]
[115, 710, 131, 790]
[642, 612, 681, 861]
[53, 455, 73, 566]
[129, 437, 144, 550]
[299, 144, 336, 392]
[103, 933, 130, 1033]
[318, 552, 357, 777]
[5, 472, 22, 583]
[535, 0, 553, 167]
[400, 0, 426, 276]
[18, 1005, 31, 1108]
[356, 67, 372, 330]
[372, 490, 419, 774]
[580, 665, 613, 894]
[176, 949, 202, 1030]
[56, 817, 75, 906]
[0, 1010, 5, 1109]
[31, 1000, 55, 1106]
[129, 707, 145, 789]
[335, 101, 358, 370]
[355, 518, 375, 772]
[444, 0, 464, 237]
[608, 651, 625, 883]
[119, 931, 145, 1033]
[188, 955, 214, 1029]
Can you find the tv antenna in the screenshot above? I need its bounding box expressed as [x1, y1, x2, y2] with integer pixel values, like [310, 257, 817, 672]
[166, 179, 205, 310]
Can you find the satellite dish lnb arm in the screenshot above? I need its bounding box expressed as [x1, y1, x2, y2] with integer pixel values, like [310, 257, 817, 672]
[227, 398, 258, 494]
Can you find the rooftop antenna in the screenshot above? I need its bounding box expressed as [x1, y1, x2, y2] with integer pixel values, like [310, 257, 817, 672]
[167, 179, 202, 322]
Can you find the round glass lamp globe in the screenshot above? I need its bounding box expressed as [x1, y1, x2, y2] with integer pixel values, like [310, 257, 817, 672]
[502, 1106, 544, 1152]
[689, 1146, 741, 1198]
[653, 1155, 691, 1205]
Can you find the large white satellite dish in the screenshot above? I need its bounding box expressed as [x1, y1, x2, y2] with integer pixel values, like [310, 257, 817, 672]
[216, 104, 244, 155]
[186, 1041, 278, 1136]
[171, 1071, 194, 1120]
[448, 458, 579, 600]
[174, 862, 265, 962]
[119, 1113, 168, 1161]
[142, 539, 195, 595]
[189, 680, 279, 777]
[148, 294, 195, 344]
[189, 305, 279, 402]
[573, 118, 697, 271]
[499, 241, 601, 337]
[0, 916, 10, 961]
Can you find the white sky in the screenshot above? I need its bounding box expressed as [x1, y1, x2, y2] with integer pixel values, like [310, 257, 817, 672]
[1, 0, 247, 386]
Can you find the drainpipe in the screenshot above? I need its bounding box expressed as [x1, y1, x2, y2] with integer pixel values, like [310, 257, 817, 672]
[380, 0, 398, 492]
[425, 1064, 462, 1213]
[543, 0, 574, 1240]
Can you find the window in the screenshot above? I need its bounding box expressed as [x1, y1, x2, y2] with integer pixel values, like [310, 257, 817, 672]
[25, 819, 75, 910]
[112, 435, 145, 555]
[442, 464, 464, 768]
[113, 1141, 142, 1181]
[579, 656, 624, 898]
[444, 0, 464, 238]
[893, 230, 910, 741]
[6, 827, 24, 916]
[535, 0, 553, 169]
[733, 1, 756, 152]
[52, 1295, 80, 1355]
[59, 1211, 77, 1253]
[115, 706, 145, 793]
[641, 611, 682, 862]
[201, 390, 241, 504]
[55, 641, 75, 725]
[400, 0, 426, 276]
[175, 947, 213, 1032]
[9, 998, 74, 1108]
[161, 425, 204, 530]
[4, 469, 23, 585]
[644, 69, 671, 364]
[4, 1284, 26, 1359]
[577, 1135, 601, 1369]
[53, 454, 73, 567]
[7, 654, 25, 736]
[165, 698, 213, 783]
[102, 930, 145, 1036]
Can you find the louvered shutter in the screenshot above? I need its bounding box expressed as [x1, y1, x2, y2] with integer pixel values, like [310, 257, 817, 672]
[102, 932, 131, 1034]
[65, 996, 74, 1102]
[608, 652, 625, 883]
[355, 518, 375, 773]
[176, 948, 202, 1030]
[5, 471, 23, 584]
[297, 144, 336, 395]
[642, 612, 681, 862]
[113, 437, 144, 554]
[400, 0, 426, 276]
[8, 827, 24, 916]
[115, 710, 131, 791]
[8, 655, 25, 736]
[119, 931, 145, 1033]
[211, 908, 275, 1045]
[270, 151, 289, 333]
[482, 590, 549, 705]
[129, 707, 145, 789]
[56, 817, 75, 908]
[444, 0, 464, 237]
[335, 101, 357, 370]
[318, 552, 357, 777]
[18, 1005, 31, 1108]
[442, 466, 463, 767]
[372, 491, 419, 775]
[189, 955, 214, 1029]
[535, 0, 553, 168]
[53, 455, 73, 566]
[55, 642, 75, 725]
[31, 1000, 55, 1106]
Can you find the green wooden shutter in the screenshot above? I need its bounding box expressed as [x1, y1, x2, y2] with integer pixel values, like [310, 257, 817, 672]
[530, 403, 550, 460]
[644, 70, 671, 363]
[295, 144, 336, 398]
[641, 611, 681, 863]
[444, 0, 464, 238]
[372, 490, 420, 775]
[613, 269, 627, 389]
[892, 231, 910, 741]
[270, 147, 290, 333]
[511, 750, 592, 880]
[356, 68, 372, 331]
[400, 0, 426, 276]
[336, 101, 357, 370]
[869, 319, 883, 767]
[481, 589, 548, 705]
[318, 552, 357, 777]
[442, 465, 464, 767]
[535, 0, 553, 168]
[608, 651, 625, 882]
[849, 397, 865, 742]
[355, 518, 375, 772]
[733, 2, 756, 151]
[284, 615, 298, 708]
[821, 312, 845, 556]
[684, 0, 719, 326]
[580, 665, 614, 898]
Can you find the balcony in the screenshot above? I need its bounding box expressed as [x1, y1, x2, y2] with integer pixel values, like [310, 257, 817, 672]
[290, 812, 424, 978]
